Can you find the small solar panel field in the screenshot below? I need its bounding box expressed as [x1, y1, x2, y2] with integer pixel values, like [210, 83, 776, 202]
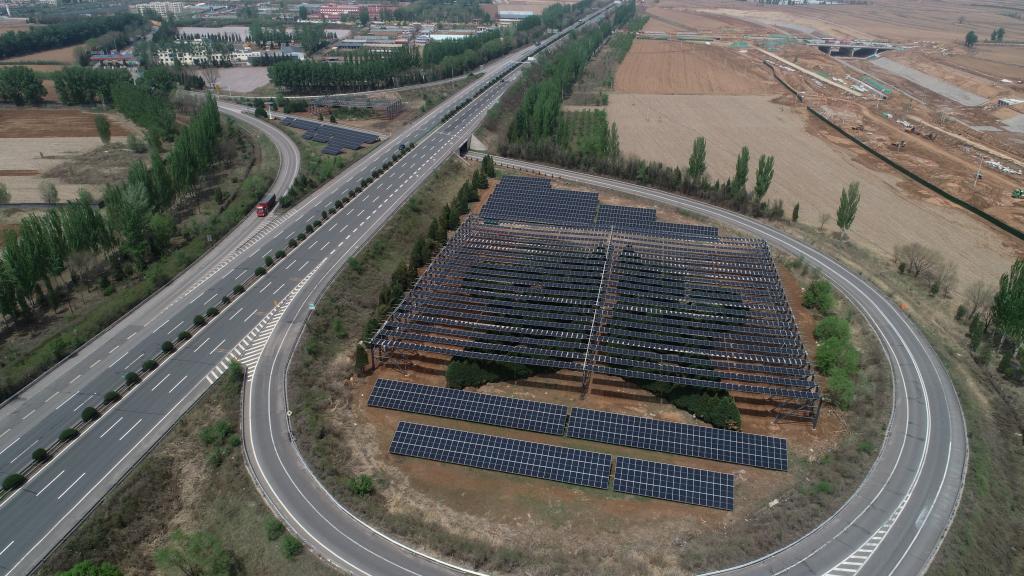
[614, 456, 735, 510]
[278, 115, 379, 156]
[390, 421, 613, 489]
[368, 378, 568, 435]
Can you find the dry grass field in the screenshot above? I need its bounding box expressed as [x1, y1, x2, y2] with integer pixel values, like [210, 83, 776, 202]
[0, 43, 83, 64]
[606, 92, 1021, 285]
[614, 40, 774, 95]
[0, 109, 136, 202]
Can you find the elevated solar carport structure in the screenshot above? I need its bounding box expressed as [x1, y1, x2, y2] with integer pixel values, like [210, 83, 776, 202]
[371, 177, 821, 426]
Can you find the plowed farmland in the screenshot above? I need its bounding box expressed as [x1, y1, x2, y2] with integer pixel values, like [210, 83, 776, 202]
[614, 40, 775, 95]
[607, 93, 1020, 284]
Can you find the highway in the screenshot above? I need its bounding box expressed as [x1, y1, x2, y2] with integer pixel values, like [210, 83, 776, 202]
[0, 7, 613, 575]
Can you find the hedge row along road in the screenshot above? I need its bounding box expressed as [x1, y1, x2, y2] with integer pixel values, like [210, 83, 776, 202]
[0, 6, 615, 573]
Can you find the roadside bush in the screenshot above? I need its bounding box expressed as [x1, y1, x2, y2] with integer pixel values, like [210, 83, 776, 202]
[124, 372, 141, 385]
[348, 474, 374, 495]
[305, 224, 314, 234]
[334, 199, 343, 209]
[827, 372, 855, 410]
[264, 255, 273, 267]
[815, 338, 860, 377]
[32, 447, 48, 463]
[143, 359, 158, 371]
[206, 307, 219, 317]
[276, 250, 286, 259]
[297, 233, 307, 241]
[59, 428, 80, 442]
[81, 406, 99, 422]
[178, 331, 192, 341]
[313, 220, 322, 228]
[255, 267, 267, 276]
[321, 210, 328, 220]
[161, 340, 175, 353]
[103, 390, 121, 403]
[288, 238, 298, 248]
[803, 279, 835, 314]
[281, 533, 303, 558]
[814, 316, 850, 342]
[2, 474, 26, 491]
[222, 296, 230, 305]
[193, 315, 207, 326]
[265, 517, 285, 541]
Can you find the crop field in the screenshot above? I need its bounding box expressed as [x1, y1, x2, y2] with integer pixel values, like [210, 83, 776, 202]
[614, 40, 774, 95]
[0, 108, 135, 202]
[0, 43, 83, 64]
[606, 93, 1020, 285]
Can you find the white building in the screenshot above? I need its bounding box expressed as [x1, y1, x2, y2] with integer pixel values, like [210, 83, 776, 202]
[135, 1, 184, 17]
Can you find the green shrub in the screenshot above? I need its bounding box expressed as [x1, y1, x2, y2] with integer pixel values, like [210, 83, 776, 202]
[827, 371, 855, 410]
[59, 428, 80, 442]
[348, 474, 374, 495]
[813, 316, 850, 342]
[815, 338, 860, 377]
[103, 390, 121, 404]
[305, 224, 314, 234]
[634, 380, 741, 429]
[281, 533, 303, 558]
[334, 199, 343, 209]
[2, 474, 26, 491]
[803, 279, 835, 314]
[193, 315, 207, 326]
[814, 480, 835, 495]
[32, 447, 48, 463]
[124, 372, 141, 385]
[276, 250, 286, 259]
[445, 359, 553, 390]
[143, 359, 158, 371]
[297, 233, 307, 241]
[161, 340, 175, 353]
[178, 331, 192, 341]
[265, 517, 285, 541]
[206, 307, 219, 317]
[264, 255, 274, 267]
[288, 238, 298, 248]
[81, 406, 99, 422]
[234, 284, 245, 294]
[255, 267, 267, 276]
[199, 420, 234, 446]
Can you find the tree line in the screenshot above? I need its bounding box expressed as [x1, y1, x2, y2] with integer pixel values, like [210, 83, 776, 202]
[0, 95, 221, 321]
[0, 13, 146, 60]
[268, 19, 545, 93]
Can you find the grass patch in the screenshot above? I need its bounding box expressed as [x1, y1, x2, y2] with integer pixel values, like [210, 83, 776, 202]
[36, 364, 336, 576]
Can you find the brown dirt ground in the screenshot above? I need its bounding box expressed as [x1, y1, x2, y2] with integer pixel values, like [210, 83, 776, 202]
[0, 108, 134, 138]
[642, 6, 766, 35]
[606, 92, 1022, 287]
[0, 43, 83, 64]
[614, 40, 776, 95]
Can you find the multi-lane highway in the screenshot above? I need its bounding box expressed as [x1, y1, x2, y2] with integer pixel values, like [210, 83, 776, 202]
[0, 7, 612, 576]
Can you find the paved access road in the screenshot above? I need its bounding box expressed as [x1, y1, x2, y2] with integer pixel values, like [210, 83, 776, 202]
[0, 8, 613, 575]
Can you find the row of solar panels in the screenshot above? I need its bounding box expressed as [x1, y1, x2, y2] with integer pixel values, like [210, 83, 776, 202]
[480, 178, 720, 240]
[369, 379, 788, 471]
[390, 421, 734, 510]
[279, 115, 379, 156]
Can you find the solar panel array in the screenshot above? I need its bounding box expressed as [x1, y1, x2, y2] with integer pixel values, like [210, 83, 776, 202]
[479, 177, 718, 240]
[368, 379, 567, 435]
[614, 457, 734, 510]
[568, 408, 788, 470]
[390, 421, 612, 489]
[372, 215, 818, 401]
[279, 115, 379, 155]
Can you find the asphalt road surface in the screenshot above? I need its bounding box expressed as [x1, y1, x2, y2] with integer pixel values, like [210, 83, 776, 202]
[0, 8, 612, 575]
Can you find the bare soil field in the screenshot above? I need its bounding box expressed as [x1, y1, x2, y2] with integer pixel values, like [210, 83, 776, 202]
[606, 92, 1022, 286]
[209, 66, 270, 94]
[614, 40, 775, 95]
[691, 0, 1024, 44]
[641, 6, 764, 35]
[0, 108, 136, 201]
[0, 43, 83, 64]
[0, 19, 31, 32]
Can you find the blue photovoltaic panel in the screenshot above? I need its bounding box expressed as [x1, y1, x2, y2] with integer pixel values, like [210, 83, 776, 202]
[368, 379, 567, 435]
[390, 421, 612, 489]
[567, 408, 788, 470]
[614, 456, 734, 510]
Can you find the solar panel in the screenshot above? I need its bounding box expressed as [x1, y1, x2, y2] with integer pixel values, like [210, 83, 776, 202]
[567, 408, 788, 470]
[614, 456, 734, 510]
[368, 379, 568, 435]
[390, 421, 612, 489]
